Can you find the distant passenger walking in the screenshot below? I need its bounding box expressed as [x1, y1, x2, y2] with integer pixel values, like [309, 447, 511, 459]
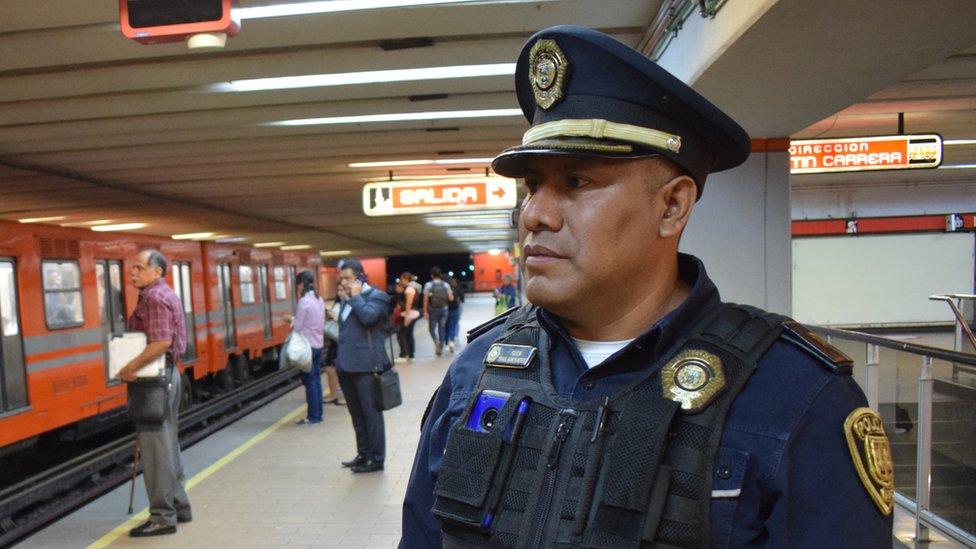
[423, 267, 453, 356]
[444, 275, 464, 352]
[291, 270, 325, 425]
[336, 259, 391, 473]
[119, 249, 191, 537]
[494, 273, 517, 314]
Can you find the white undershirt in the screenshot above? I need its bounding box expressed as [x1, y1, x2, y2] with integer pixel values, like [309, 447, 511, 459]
[571, 337, 634, 369]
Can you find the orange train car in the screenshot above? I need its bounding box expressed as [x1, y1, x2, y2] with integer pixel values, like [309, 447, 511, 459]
[0, 219, 320, 456]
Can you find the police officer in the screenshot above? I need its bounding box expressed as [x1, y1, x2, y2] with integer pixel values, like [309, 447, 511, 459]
[400, 26, 893, 548]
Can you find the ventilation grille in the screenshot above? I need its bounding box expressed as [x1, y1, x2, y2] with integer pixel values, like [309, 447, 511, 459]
[38, 237, 80, 258]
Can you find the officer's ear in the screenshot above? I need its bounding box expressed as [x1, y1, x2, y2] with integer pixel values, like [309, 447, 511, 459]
[656, 174, 697, 239]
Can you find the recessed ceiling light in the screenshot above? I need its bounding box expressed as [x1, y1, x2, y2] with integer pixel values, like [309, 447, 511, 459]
[172, 232, 216, 240]
[216, 236, 248, 243]
[944, 139, 976, 146]
[91, 223, 147, 232]
[281, 244, 312, 250]
[18, 216, 66, 224]
[320, 250, 352, 257]
[254, 241, 286, 247]
[212, 63, 515, 92]
[267, 108, 522, 127]
[939, 164, 976, 169]
[236, 0, 487, 20]
[349, 157, 495, 168]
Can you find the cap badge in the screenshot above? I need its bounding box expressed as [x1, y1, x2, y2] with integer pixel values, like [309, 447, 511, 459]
[529, 39, 568, 110]
[844, 407, 894, 515]
[661, 349, 725, 412]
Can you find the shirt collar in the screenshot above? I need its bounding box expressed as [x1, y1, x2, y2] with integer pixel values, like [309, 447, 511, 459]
[139, 277, 165, 296]
[538, 253, 721, 366]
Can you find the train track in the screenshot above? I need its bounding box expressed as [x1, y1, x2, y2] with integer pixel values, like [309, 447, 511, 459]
[0, 367, 302, 547]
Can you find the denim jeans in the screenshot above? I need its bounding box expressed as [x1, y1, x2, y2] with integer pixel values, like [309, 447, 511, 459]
[446, 305, 462, 343]
[428, 307, 448, 346]
[300, 347, 324, 422]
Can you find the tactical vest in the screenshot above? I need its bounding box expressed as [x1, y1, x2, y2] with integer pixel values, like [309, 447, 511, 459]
[432, 303, 789, 549]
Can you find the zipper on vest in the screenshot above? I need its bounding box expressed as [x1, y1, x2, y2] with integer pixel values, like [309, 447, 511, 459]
[574, 397, 611, 536]
[530, 409, 578, 549]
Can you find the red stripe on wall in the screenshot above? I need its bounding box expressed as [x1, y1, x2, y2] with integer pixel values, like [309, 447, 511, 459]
[792, 214, 976, 236]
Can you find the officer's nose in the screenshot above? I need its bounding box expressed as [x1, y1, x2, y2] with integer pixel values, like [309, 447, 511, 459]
[519, 182, 563, 234]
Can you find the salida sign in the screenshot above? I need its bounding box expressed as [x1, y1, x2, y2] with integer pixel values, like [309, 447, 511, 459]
[789, 134, 942, 174]
[362, 178, 518, 216]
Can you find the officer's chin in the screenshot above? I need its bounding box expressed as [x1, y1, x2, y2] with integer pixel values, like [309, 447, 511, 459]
[524, 276, 570, 313]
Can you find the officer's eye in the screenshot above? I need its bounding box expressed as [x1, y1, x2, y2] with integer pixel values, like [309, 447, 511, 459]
[523, 178, 541, 195]
[566, 176, 588, 190]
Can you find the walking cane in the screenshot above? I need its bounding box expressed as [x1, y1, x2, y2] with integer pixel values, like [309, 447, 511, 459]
[128, 440, 140, 514]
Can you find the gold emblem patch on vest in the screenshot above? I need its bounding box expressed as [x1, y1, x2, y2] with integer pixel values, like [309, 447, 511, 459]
[844, 407, 894, 515]
[661, 349, 725, 412]
[485, 343, 537, 369]
[529, 39, 568, 110]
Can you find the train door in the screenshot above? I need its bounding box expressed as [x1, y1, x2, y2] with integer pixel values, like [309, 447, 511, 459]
[0, 259, 27, 411]
[171, 261, 196, 361]
[95, 260, 126, 384]
[217, 263, 237, 348]
[258, 265, 272, 339]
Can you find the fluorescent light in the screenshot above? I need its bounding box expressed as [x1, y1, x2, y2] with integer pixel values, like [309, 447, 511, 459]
[19, 216, 66, 224]
[349, 157, 495, 168]
[91, 223, 147, 232]
[361, 174, 507, 183]
[216, 236, 248, 243]
[939, 164, 976, 169]
[254, 241, 286, 247]
[280, 244, 312, 250]
[60, 219, 112, 227]
[320, 250, 352, 257]
[213, 63, 515, 92]
[944, 139, 976, 146]
[268, 108, 522, 127]
[488, 249, 501, 255]
[172, 232, 216, 240]
[236, 0, 485, 20]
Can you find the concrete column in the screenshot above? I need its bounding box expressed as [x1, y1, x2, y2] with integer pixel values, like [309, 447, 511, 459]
[680, 140, 792, 314]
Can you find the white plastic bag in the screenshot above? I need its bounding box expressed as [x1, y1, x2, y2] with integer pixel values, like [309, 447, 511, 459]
[284, 331, 313, 372]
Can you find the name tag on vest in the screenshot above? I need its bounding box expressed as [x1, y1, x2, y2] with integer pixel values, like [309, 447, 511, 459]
[484, 344, 537, 369]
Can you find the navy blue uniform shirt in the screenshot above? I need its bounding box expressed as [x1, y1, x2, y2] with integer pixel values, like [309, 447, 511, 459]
[400, 255, 892, 548]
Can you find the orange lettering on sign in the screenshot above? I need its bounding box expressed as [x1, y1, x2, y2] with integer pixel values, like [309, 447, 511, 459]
[392, 183, 487, 208]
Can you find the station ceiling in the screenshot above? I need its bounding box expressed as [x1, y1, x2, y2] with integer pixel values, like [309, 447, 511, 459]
[1, 0, 974, 257]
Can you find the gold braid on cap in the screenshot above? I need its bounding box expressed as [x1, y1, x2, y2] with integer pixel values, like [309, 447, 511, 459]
[522, 118, 682, 153]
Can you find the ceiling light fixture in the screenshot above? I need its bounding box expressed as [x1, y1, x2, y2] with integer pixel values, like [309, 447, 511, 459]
[349, 157, 496, 168]
[91, 223, 147, 232]
[172, 232, 217, 240]
[18, 216, 66, 224]
[944, 139, 976, 146]
[213, 63, 515, 92]
[236, 0, 485, 20]
[280, 244, 312, 250]
[320, 250, 352, 257]
[254, 241, 286, 248]
[216, 236, 248, 243]
[59, 219, 113, 227]
[267, 108, 522, 127]
[939, 164, 976, 169]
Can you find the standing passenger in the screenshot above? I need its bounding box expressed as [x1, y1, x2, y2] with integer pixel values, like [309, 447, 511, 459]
[398, 272, 422, 361]
[444, 275, 464, 353]
[119, 249, 192, 537]
[423, 267, 453, 356]
[292, 270, 325, 425]
[336, 259, 390, 473]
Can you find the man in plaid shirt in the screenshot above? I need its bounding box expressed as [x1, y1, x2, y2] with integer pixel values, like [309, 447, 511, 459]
[119, 249, 192, 537]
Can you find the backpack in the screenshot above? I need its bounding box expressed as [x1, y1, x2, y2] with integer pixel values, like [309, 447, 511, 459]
[428, 280, 450, 309]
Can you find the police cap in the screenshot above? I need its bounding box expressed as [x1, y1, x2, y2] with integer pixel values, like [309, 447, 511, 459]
[492, 25, 751, 195]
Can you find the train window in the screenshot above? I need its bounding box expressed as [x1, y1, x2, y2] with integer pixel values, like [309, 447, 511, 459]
[217, 263, 236, 348]
[287, 265, 297, 307]
[273, 266, 287, 300]
[95, 261, 126, 334]
[1, 258, 28, 411]
[41, 260, 84, 329]
[171, 262, 196, 361]
[239, 265, 255, 304]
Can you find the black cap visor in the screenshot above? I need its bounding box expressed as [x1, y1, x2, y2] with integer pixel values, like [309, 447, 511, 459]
[491, 136, 659, 178]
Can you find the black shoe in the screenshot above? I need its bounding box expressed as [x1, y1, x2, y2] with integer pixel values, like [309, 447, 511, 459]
[177, 513, 193, 524]
[351, 460, 384, 473]
[342, 455, 367, 468]
[129, 520, 176, 537]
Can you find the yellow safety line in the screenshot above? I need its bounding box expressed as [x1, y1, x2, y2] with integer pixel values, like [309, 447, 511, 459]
[86, 403, 307, 549]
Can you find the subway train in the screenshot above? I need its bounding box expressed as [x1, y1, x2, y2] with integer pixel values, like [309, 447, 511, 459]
[0, 218, 328, 457]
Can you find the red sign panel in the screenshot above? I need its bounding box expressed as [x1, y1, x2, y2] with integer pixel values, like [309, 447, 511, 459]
[789, 134, 942, 174]
[362, 178, 517, 216]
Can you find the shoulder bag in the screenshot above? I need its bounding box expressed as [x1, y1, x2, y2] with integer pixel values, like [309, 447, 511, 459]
[366, 295, 402, 411]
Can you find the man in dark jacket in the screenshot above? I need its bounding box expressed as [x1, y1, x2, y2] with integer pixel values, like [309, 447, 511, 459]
[336, 258, 391, 473]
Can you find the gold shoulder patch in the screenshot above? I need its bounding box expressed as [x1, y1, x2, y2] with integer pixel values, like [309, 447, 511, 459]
[844, 407, 894, 515]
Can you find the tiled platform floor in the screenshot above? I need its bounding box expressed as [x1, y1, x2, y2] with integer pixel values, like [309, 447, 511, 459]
[29, 295, 497, 549]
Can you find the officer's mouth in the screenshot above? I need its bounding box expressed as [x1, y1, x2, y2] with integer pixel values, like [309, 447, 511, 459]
[523, 244, 566, 266]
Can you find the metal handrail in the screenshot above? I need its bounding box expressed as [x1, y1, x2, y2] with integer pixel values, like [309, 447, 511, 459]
[929, 294, 976, 352]
[809, 324, 976, 547]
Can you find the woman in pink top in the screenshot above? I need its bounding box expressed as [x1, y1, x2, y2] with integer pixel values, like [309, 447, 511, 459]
[292, 271, 325, 424]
